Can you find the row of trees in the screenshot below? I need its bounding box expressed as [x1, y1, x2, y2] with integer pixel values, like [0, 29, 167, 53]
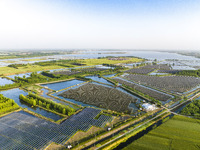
[41, 71, 61, 78]
[15, 72, 51, 84]
[0, 82, 22, 91]
[181, 100, 200, 118]
[176, 70, 200, 77]
[19, 93, 75, 116]
[0, 94, 19, 115]
[8, 64, 27, 69]
[19, 94, 37, 106]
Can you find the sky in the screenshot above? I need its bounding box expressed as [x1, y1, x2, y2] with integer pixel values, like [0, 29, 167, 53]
[0, 0, 200, 50]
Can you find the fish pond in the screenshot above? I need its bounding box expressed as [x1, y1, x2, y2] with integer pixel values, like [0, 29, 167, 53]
[0, 77, 14, 86]
[41, 79, 84, 91]
[0, 88, 62, 121]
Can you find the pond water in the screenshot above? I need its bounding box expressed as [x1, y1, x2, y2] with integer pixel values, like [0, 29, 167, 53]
[1, 50, 200, 67]
[41, 79, 84, 91]
[60, 50, 200, 61]
[41, 88, 78, 109]
[52, 82, 97, 108]
[0, 88, 62, 121]
[103, 74, 116, 78]
[51, 79, 141, 113]
[95, 65, 114, 69]
[8, 73, 31, 79]
[128, 103, 139, 112]
[0, 77, 14, 86]
[149, 72, 169, 75]
[85, 76, 114, 85]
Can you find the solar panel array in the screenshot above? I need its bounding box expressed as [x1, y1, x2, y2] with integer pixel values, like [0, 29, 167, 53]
[0, 108, 112, 150]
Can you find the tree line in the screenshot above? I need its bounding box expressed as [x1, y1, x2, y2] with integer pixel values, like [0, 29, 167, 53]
[181, 99, 200, 118]
[0, 94, 19, 115]
[176, 70, 200, 77]
[19, 93, 75, 116]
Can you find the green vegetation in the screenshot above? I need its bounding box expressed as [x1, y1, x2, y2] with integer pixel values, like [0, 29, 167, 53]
[176, 69, 200, 77]
[0, 64, 64, 76]
[8, 63, 28, 69]
[122, 115, 200, 150]
[19, 92, 75, 116]
[181, 99, 200, 118]
[0, 51, 61, 59]
[0, 82, 21, 91]
[100, 112, 170, 150]
[0, 57, 142, 76]
[0, 94, 20, 115]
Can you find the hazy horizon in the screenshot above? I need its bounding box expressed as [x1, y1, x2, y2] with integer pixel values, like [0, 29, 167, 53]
[0, 0, 200, 51]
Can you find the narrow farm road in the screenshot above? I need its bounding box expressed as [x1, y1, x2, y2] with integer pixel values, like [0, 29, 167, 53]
[95, 110, 167, 150]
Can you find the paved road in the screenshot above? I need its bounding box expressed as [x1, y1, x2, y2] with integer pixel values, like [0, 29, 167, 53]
[96, 110, 167, 150]
[96, 92, 200, 150]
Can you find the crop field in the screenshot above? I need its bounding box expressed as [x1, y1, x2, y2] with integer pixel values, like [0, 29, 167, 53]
[82, 57, 143, 66]
[0, 57, 142, 76]
[59, 83, 137, 113]
[113, 77, 172, 102]
[0, 65, 65, 76]
[0, 108, 112, 149]
[140, 64, 171, 70]
[122, 115, 200, 150]
[123, 74, 200, 93]
[125, 68, 155, 74]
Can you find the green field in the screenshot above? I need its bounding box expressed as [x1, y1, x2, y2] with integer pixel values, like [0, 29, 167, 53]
[0, 57, 142, 76]
[122, 115, 200, 150]
[0, 65, 64, 76]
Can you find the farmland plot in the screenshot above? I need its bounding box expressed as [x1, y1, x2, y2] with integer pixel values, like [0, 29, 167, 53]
[122, 115, 200, 150]
[123, 74, 200, 94]
[59, 83, 137, 113]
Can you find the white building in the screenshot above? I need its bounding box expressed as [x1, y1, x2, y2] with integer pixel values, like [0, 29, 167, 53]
[142, 103, 157, 111]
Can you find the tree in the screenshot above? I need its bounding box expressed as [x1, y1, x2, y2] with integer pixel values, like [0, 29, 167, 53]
[62, 108, 66, 114]
[46, 104, 50, 109]
[33, 100, 36, 106]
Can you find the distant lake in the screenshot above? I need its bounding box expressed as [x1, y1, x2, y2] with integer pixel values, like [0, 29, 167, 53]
[1, 50, 199, 67]
[61, 50, 200, 60]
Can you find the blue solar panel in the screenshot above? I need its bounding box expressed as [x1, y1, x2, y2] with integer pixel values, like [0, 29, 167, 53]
[0, 108, 113, 149]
